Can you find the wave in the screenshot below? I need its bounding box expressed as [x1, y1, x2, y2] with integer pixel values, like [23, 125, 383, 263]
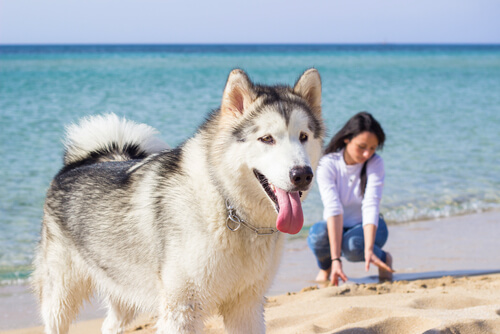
[0, 266, 31, 286]
[382, 196, 500, 224]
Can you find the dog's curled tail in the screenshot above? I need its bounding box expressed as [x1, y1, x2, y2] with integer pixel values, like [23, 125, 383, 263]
[63, 113, 169, 167]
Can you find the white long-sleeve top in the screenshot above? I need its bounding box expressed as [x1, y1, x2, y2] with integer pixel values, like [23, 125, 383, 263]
[316, 149, 385, 228]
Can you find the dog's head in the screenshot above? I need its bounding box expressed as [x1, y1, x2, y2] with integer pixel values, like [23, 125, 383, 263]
[213, 69, 324, 234]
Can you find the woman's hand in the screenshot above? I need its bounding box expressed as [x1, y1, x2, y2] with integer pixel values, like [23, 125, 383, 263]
[331, 260, 348, 286]
[364, 248, 394, 273]
[363, 224, 394, 273]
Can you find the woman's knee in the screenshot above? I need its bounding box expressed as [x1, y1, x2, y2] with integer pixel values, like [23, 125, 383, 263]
[307, 221, 329, 250]
[342, 236, 365, 262]
[374, 217, 389, 247]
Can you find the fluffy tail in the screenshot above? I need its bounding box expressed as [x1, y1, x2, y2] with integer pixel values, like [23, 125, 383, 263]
[63, 113, 169, 167]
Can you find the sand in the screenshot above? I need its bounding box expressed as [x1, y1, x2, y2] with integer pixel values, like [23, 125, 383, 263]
[263, 274, 500, 334]
[4, 274, 500, 334]
[2, 210, 500, 333]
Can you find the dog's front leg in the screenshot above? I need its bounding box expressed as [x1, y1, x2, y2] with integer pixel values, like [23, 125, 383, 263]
[156, 294, 204, 334]
[221, 296, 265, 334]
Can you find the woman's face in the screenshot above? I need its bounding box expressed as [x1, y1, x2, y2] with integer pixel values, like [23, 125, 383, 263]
[344, 131, 379, 165]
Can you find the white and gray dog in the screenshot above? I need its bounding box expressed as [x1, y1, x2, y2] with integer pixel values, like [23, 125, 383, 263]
[33, 69, 325, 333]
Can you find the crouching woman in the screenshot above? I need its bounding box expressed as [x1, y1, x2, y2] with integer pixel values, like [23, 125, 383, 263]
[308, 112, 394, 286]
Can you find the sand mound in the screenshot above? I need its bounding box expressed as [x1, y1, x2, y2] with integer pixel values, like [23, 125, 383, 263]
[261, 274, 500, 334]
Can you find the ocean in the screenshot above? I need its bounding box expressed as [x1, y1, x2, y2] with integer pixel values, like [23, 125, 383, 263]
[1, 44, 499, 285]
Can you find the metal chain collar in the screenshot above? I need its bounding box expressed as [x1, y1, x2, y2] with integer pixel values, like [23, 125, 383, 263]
[225, 199, 279, 236]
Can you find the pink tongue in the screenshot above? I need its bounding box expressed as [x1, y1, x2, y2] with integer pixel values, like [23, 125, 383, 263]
[274, 188, 304, 234]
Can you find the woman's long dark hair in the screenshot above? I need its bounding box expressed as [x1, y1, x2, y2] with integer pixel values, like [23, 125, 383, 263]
[325, 112, 385, 197]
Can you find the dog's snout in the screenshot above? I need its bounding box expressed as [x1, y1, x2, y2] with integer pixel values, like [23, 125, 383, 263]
[290, 166, 313, 189]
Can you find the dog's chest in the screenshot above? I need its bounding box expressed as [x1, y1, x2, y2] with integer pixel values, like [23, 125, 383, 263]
[212, 232, 284, 294]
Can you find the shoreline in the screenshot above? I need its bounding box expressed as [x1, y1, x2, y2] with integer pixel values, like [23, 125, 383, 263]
[1, 209, 499, 332]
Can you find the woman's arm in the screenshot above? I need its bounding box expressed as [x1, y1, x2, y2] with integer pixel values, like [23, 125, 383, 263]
[327, 215, 348, 286]
[362, 156, 393, 272]
[362, 156, 385, 226]
[316, 156, 343, 223]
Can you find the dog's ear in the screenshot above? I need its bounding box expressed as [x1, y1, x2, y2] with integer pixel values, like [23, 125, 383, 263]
[293, 68, 322, 117]
[221, 69, 257, 118]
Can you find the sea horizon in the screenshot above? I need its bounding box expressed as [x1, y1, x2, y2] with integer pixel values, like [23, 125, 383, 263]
[1, 43, 499, 53]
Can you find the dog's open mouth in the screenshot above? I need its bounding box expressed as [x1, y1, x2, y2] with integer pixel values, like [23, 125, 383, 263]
[254, 170, 279, 211]
[253, 169, 304, 235]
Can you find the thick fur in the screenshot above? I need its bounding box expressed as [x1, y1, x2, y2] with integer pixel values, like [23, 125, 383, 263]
[32, 69, 324, 334]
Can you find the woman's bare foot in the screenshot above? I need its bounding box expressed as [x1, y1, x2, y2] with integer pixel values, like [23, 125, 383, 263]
[315, 268, 331, 282]
[379, 252, 393, 281]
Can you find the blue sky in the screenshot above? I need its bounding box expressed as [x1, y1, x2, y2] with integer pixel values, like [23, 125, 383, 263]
[1, 0, 499, 44]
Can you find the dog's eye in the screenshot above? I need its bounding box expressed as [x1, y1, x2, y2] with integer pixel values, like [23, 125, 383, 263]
[259, 135, 275, 144]
[299, 132, 308, 143]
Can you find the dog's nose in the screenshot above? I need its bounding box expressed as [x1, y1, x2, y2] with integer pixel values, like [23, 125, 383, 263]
[290, 166, 313, 189]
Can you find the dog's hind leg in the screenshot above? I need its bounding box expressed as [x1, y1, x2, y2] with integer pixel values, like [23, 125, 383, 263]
[101, 298, 137, 334]
[33, 258, 91, 333]
[32, 224, 92, 334]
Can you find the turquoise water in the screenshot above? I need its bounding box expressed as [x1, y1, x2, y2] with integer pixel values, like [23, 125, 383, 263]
[1, 44, 500, 284]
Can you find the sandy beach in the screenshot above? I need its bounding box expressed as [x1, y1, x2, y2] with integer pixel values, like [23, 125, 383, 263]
[2, 210, 500, 333]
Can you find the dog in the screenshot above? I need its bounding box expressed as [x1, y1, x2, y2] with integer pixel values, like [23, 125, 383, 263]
[32, 68, 325, 333]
